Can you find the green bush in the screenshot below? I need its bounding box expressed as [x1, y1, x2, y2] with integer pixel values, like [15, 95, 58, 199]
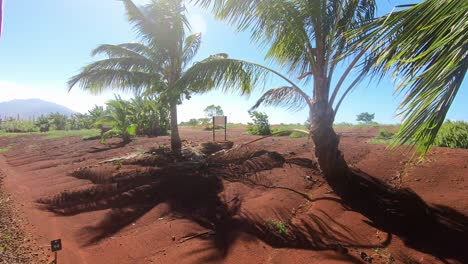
[49, 112, 68, 130]
[0, 120, 37, 133]
[434, 121, 468, 149]
[246, 111, 271, 136]
[376, 129, 395, 140]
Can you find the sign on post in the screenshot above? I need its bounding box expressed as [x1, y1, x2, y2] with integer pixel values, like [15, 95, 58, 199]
[51, 239, 62, 263]
[212, 116, 227, 142]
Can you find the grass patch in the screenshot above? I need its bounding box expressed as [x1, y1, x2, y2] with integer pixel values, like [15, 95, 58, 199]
[369, 129, 396, 145]
[271, 125, 308, 138]
[0, 131, 39, 137]
[0, 143, 16, 153]
[0, 147, 9, 153]
[289, 131, 308, 138]
[43, 129, 98, 139]
[369, 138, 394, 145]
[334, 122, 400, 130]
[266, 220, 289, 235]
[272, 124, 305, 130]
[0, 129, 100, 139]
[45, 129, 101, 139]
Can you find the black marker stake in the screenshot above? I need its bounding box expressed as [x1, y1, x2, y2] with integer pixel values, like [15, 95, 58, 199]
[50, 239, 62, 264]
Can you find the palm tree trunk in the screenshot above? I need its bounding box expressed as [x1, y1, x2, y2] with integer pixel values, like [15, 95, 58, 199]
[170, 102, 182, 153]
[310, 115, 350, 186]
[310, 79, 350, 187]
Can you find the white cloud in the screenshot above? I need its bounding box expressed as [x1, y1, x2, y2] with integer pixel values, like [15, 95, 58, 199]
[188, 13, 207, 35]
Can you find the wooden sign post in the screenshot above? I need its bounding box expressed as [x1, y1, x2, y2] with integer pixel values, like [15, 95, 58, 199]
[212, 116, 227, 142]
[50, 239, 62, 264]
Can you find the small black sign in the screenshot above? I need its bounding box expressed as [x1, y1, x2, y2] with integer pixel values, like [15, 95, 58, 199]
[51, 239, 62, 252]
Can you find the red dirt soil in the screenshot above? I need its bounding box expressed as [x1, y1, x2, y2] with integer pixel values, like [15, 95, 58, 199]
[0, 127, 466, 264]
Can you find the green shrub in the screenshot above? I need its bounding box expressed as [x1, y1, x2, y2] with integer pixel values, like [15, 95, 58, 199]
[289, 131, 307, 138]
[0, 120, 37, 133]
[266, 220, 289, 235]
[376, 129, 395, 140]
[35, 116, 50, 132]
[49, 112, 68, 130]
[246, 111, 271, 135]
[434, 121, 468, 149]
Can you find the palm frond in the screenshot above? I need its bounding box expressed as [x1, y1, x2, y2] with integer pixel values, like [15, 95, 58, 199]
[95, 115, 117, 126]
[93, 44, 143, 58]
[349, 0, 468, 155]
[250, 86, 311, 112]
[327, 0, 376, 81]
[193, 0, 376, 83]
[68, 68, 160, 95]
[199, 0, 316, 77]
[96, 43, 158, 59]
[178, 54, 301, 96]
[182, 33, 202, 68]
[83, 57, 156, 73]
[121, 0, 187, 52]
[121, 0, 159, 44]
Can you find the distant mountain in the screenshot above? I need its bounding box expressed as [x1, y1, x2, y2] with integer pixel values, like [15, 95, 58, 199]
[0, 99, 76, 120]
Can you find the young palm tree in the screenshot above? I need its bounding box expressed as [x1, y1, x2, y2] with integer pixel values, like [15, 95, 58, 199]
[97, 97, 137, 144]
[68, 0, 205, 153]
[129, 95, 169, 136]
[181, 0, 376, 183]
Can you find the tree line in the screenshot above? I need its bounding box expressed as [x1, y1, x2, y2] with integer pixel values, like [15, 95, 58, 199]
[0, 95, 170, 142]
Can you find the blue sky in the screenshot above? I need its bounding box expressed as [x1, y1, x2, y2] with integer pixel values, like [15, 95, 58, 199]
[0, 0, 466, 124]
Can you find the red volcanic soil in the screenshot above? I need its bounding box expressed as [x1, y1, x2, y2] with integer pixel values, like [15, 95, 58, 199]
[0, 127, 467, 264]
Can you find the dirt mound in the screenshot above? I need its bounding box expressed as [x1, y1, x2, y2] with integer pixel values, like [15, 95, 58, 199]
[199, 141, 234, 155]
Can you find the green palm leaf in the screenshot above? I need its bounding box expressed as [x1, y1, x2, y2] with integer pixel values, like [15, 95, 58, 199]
[250, 86, 311, 111]
[182, 33, 202, 68]
[179, 54, 302, 95]
[349, 0, 467, 155]
[68, 69, 159, 94]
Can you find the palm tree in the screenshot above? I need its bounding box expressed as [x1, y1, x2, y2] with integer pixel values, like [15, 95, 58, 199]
[346, 0, 467, 155]
[97, 96, 137, 144]
[181, 0, 376, 183]
[129, 95, 169, 136]
[68, 0, 205, 153]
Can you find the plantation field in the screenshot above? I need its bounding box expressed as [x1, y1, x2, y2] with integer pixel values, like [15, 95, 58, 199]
[0, 129, 100, 139]
[0, 126, 466, 264]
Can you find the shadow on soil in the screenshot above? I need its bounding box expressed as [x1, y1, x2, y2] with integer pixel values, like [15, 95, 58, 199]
[38, 147, 468, 263]
[330, 169, 468, 263]
[87, 141, 131, 153]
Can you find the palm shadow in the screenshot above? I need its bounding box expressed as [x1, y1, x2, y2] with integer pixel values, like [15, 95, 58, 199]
[87, 141, 131, 153]
[37, 149, 468, 263]
[327, 169, 468, 263]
